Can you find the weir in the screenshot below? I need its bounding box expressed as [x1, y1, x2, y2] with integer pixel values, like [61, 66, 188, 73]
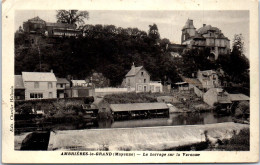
[47, 122, 248, 151]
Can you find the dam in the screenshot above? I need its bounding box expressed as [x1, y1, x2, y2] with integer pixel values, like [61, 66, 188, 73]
[46, 122, 248, 151]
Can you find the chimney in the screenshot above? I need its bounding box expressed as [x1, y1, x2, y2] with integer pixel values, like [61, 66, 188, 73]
[50, 69, 53, 73]
[203, 24, 206, 27]
[131, 62, 135, 73]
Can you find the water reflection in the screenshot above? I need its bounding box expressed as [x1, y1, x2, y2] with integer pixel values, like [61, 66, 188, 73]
[100, 112, 233, 128]
[15, 112, 233, 135]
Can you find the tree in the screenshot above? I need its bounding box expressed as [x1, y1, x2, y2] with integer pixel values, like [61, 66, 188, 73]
[229, 34, 249, 83]
[56, 10, 89, 26]
[148, 24, 160, 42]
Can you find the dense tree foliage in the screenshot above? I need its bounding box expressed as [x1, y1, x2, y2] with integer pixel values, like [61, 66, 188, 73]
[15, 24, 181, 86]
[173, 47, 217, 77]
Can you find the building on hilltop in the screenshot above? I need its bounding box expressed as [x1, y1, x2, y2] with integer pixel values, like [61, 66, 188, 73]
[23, 16, 82, 37]
[181, 19, 230, 59]
[168, 19, 230, 60]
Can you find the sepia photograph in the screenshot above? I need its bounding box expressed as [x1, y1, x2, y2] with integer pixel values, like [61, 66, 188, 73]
[14, 9, 250, 151]
[2, 0, 259, 163]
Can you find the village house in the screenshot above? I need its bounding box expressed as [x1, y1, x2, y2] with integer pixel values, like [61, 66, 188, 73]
[56, 78, 70, 98]
[14, 75, 25, 100]
[66, 80, 94, 98]
[197, 70, 219, 89]
[203, 88, 249, 109]
[122, 63, 163, 93]
[177, 69, 218, 92]
[21, 71, 57, 100]
[124, 63, 151, 92]
[203, 88, 231, 107]
[71, 80, 88, 87]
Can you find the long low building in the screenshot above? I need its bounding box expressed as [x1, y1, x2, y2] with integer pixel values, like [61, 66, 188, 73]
[110, 102, 169, 120]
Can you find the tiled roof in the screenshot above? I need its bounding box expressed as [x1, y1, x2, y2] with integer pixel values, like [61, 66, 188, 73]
[15, 75, 25, 89]
[22, 72, 57, 82]
[182, 19, 196, 30]
[126, 66, 143, 77]
[197, 25, 220, 34]
[229, 94, 250, 101]
[57, 78, 69, 84]
[110, 103, 169, 112]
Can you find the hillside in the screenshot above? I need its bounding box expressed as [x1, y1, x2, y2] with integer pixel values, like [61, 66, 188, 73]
[15, 26, 181, 86]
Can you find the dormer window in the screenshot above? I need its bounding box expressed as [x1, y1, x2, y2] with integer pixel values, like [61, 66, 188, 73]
[141, 72, 144, 76]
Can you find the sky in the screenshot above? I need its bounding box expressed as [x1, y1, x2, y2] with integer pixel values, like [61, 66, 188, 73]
[15, 10, 249, 57]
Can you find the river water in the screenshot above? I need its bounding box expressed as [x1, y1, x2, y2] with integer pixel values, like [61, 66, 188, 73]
[15, 112, 233, 134]
[98, 112, 233, 129]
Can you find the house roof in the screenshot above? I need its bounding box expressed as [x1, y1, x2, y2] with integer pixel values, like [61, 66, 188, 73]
[110, 103, 169, 112]
[182, 77, 203, 88]
[197, 25, 220, 34]
[22, 72, 57, 82]
[56, 78, 69, 84]
[229, 94, 250, 101]
[126, 66, 144, 77]
[15, 75, 25, 89]
[182, 19, 196, 30]
[46, 22, 76, 29]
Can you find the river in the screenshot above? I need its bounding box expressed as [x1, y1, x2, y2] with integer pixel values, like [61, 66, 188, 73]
[15, 112, 233, 135]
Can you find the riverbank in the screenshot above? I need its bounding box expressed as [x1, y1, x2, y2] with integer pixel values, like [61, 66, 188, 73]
[47, 122, 248, 151]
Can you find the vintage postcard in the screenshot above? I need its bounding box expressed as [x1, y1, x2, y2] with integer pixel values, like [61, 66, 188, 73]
[2, 0, 259, 163]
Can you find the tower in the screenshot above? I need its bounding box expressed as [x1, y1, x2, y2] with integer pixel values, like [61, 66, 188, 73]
[181, 19, 196, 44]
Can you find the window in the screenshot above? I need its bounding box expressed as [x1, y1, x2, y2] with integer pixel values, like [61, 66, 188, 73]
[30, 93, 43, 99]
[49, 92, 53, 98]
[141, 72, 144, 76]
[34, 82, 39, 88]
[144, 79, 146, 83]
[48, 82, 53, 89]
[60, 84, 63, 88]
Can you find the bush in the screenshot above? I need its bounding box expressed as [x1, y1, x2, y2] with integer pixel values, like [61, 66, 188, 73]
[16, 103, 33, 114]
[217, 128, 249, 151]
[234, 101, 249, 119]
